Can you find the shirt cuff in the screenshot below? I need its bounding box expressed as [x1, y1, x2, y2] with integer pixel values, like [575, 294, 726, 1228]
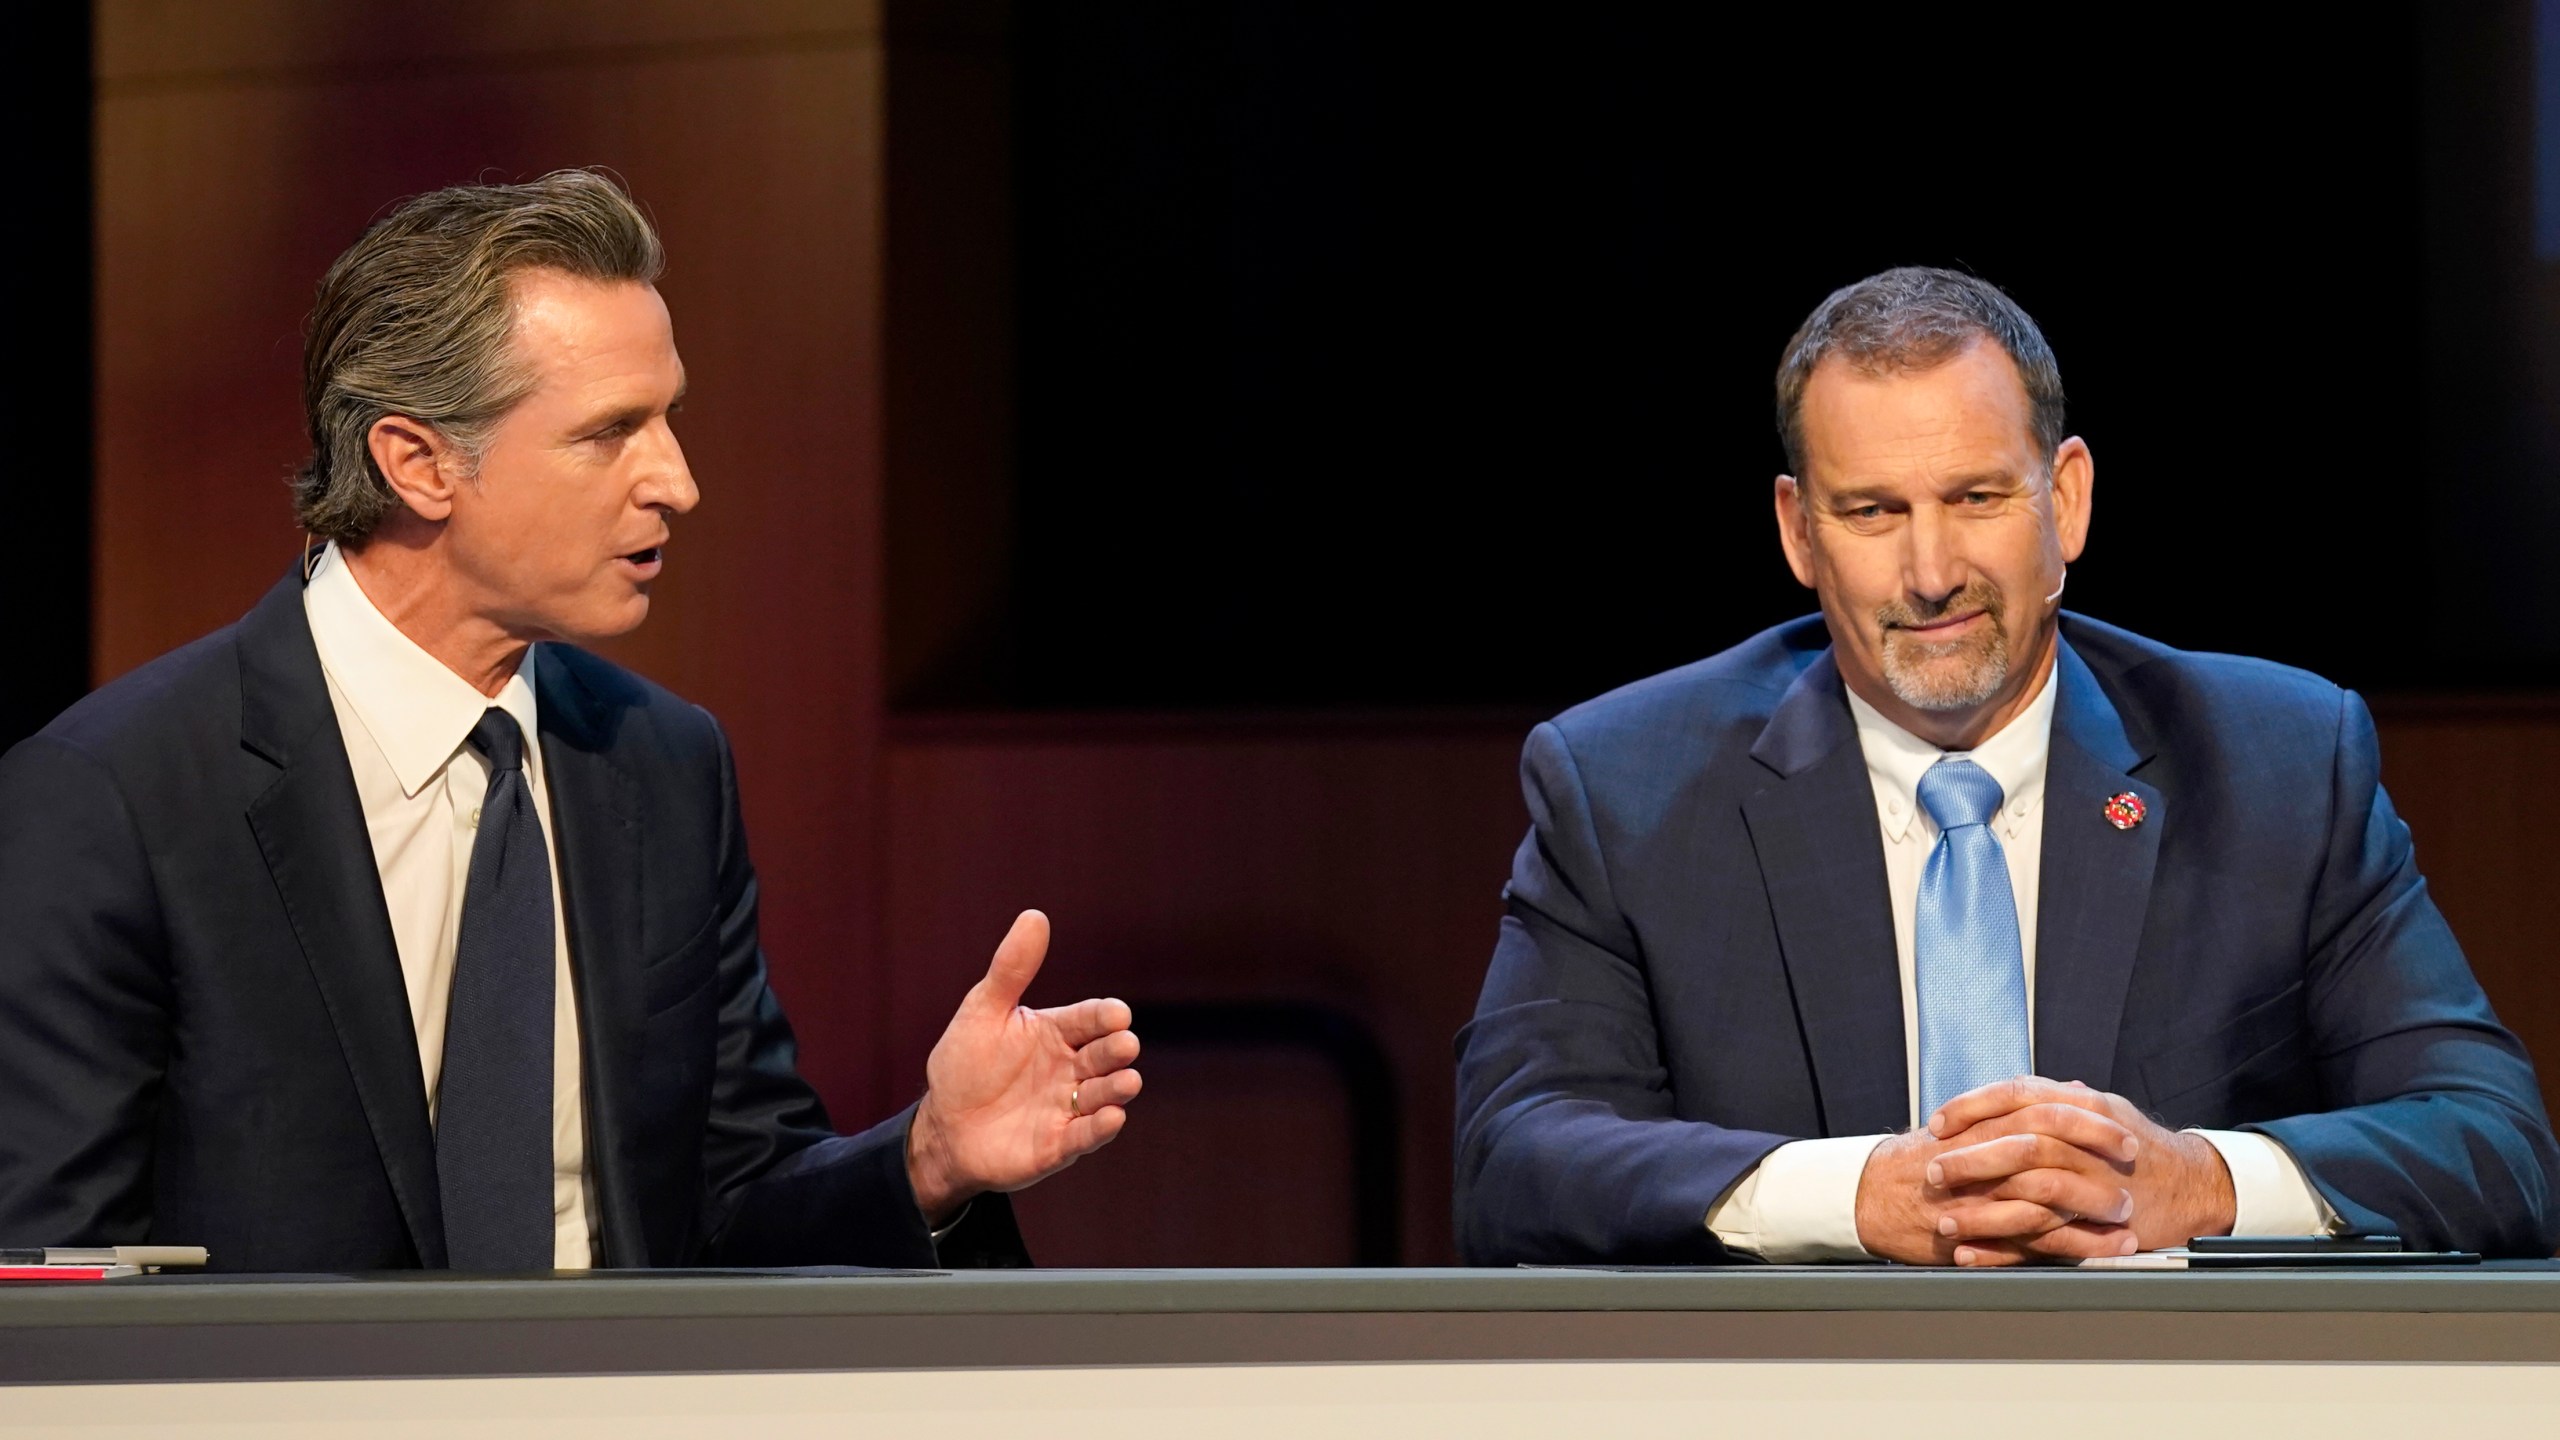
[928, 1198, 974, 1248]
[2192, 1129, 2340, 1237]
[1704, 1135, 1886, 1262]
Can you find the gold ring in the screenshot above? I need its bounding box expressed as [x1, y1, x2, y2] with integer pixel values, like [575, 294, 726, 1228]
[1069, 1083, 1081, 1117]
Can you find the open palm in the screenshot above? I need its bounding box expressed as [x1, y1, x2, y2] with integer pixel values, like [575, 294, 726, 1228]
[906, 911, 1142, 1220]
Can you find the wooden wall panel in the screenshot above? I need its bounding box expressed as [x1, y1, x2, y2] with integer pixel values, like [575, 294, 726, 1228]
[94, 0, 898, 1121]
[2373, 702, 2560, 1125]
[880, 718, 1529, 1265]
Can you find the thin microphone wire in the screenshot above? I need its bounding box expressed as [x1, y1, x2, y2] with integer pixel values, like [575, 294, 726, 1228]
[2045, 567, 2068, 604]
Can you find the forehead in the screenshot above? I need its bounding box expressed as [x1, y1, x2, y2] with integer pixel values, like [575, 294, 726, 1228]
[1796, 340, 2039, 491]
[504, 271, 678, 388]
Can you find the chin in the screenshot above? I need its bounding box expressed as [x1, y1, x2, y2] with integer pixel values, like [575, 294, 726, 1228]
[549, 594, 653, 648]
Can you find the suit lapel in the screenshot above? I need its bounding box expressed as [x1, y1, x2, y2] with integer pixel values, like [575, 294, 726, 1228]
[536, 652, 649, 1267]
[1740, 652, 1910, 1135]
[235, 565, 447, 1266]
[2030, 638, 2162, 1093]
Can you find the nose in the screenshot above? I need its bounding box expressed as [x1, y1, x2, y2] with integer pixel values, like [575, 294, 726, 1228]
[1903, 501, 1967, 605]
[635, 418, 700, 517]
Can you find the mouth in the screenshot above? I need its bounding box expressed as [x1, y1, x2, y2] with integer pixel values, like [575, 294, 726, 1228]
[616, 544, 665, 578]
[1890, 609, 1986, 640]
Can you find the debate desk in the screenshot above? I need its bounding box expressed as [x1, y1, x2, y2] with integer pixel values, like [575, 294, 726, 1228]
[3, 1265, 2555, 1436]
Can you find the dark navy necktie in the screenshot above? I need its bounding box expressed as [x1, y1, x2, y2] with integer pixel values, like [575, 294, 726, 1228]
[435, 707, 557, 1270]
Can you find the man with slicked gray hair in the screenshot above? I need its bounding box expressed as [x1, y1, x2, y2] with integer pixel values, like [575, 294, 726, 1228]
[0, 170, 1142, 1270]
[1455, 266, 2559, 1266]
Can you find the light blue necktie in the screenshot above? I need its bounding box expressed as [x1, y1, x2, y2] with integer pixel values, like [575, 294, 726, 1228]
[1914, 758, 2031, 1119]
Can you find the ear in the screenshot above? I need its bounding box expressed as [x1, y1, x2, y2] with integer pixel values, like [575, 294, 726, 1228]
[2048, 436, 2093, 565]
[1774, 475, 1819, 589]
[366, 415, 464, 523]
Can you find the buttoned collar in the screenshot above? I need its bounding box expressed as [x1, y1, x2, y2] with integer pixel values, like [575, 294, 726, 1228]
[1844, 654, 2056, 843]
[303, 543, 541, 800]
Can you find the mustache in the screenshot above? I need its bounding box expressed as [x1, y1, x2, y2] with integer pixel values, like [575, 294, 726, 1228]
[1877, 583, 2005, 635]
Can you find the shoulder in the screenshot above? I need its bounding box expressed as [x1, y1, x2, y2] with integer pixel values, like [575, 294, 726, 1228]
[1543, 615, 1825, 751]
[2063, 614, 2353, 751]
[1524, 615, 1828, 806]
[16, 624, 246, 773]
[537, 643, 729, 769]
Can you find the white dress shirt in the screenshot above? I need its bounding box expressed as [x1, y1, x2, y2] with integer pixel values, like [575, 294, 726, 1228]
[303, 545, 598, 1267]
[1705, 659, 2336, 1261]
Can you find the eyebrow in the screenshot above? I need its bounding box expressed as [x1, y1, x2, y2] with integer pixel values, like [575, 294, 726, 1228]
[578, 374, 687, 436]
[1941, 469, 2024, 491]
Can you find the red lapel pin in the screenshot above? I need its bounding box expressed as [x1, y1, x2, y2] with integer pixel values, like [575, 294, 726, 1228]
[2103, 792, 2146, 830]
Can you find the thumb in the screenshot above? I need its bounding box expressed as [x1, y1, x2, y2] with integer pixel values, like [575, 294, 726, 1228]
[972, 909, 1049, 1012]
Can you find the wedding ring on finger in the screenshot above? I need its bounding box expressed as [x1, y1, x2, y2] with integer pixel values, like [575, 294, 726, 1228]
[1068, 1083, 1082, 1117]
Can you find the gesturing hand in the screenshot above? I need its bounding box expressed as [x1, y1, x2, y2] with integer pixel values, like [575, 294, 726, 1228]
[905, 911, 1143, 1225]
[1925, 1077, 2235, 1260]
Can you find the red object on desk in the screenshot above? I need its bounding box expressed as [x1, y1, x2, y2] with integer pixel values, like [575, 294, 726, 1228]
[0, 1265, 118, 1282]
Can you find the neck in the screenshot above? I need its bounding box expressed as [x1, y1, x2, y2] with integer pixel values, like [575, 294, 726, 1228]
[1847, 620, 2059, 752]
[339, 529, 530, 699]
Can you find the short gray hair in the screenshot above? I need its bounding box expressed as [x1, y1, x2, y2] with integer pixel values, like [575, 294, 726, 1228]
[1773, 266, 2066, 478]
[293, 168, 666, 544]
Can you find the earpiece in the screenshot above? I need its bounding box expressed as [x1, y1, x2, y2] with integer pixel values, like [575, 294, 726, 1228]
[2045, 566, 2068, 604]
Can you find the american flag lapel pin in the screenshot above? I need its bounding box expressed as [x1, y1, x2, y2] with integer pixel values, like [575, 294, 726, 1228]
[2103, 791, 2146, 830]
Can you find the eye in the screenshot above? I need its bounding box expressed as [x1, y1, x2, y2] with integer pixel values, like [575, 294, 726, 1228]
[1849, 503, 1884, 520]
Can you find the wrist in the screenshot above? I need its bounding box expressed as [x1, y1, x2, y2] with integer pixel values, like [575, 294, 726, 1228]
[905, 1097, 968, 1227]
[1853, 1129, 1934, 1264]
[2163, 1129, 2237, 1244]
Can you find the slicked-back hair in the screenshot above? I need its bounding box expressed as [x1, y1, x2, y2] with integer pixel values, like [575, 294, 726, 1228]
[293, 168, 665, 544]
[1773, 266, 2066, 479]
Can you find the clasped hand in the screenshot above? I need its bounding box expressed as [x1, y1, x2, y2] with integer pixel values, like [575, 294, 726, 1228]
[1852, 1077, 2237, 1266]
[905, 910, 1143, 1225]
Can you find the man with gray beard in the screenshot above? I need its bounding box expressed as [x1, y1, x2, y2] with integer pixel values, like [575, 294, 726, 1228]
[1452, 267, 2559, 1265]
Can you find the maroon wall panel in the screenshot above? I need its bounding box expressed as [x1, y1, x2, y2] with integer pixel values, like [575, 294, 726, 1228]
[881, 717, 1528, 1264]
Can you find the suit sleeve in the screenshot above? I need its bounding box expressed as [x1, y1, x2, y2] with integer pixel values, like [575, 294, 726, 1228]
[0, 735, 173, 1245]
[1453, 721, 1792, 1264]
[2244, 690, 2560, 1256]
[689, 714, 1025, 1268]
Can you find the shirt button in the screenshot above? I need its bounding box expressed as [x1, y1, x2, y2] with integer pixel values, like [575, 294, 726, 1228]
[1888, 798, 1905, 815]
[469, 806, 482, 830]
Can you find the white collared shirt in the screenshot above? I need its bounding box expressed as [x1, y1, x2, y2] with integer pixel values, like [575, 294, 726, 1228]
[303, 545, 597, 1268]
[1705, 658, 2334, 1261]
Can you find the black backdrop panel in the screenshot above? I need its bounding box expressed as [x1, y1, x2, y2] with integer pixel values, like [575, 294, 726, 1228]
[1007, 4, 2537, 709]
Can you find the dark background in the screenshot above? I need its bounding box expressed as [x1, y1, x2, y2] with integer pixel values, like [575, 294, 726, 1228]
[983, 5, 2504, 710]
[4, 4, 91, 752]
[21, 7, 2552, 728]
[31, 1, 2560, 1266]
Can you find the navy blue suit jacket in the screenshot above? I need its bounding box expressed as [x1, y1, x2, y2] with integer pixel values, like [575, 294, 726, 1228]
[1455, 614, 2560, 1262]
[0, 566, 1022, 1270]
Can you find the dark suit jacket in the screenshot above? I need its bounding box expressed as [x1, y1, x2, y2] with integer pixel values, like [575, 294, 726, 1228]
[0, 566, 1022, 1270]
[1455, 614, 2560, 1263]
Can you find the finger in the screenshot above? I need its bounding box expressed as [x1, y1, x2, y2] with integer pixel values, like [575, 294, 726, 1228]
[1041, 996, 1134, 1050]
[1950, 1102, 2140, 1166]
[1948, 1239, 2037, 1267]
[971, 909, 1050, 1013]
[1972, 1168, 2134, 1225]
[1072, 1029, 1140, 1080]
[1061, 1102, 1130, 1157]
[1935, 1199, 2075, 1242]
[1927, 1074, 2097, 1138]
[1072, 1067, 1143, 1114]
[1928, 1132, 2108, 1189]
[2023, 1221, 2142, 1260]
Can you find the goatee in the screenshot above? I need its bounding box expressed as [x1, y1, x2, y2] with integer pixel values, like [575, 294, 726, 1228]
[1878, 586, 2009, 712]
